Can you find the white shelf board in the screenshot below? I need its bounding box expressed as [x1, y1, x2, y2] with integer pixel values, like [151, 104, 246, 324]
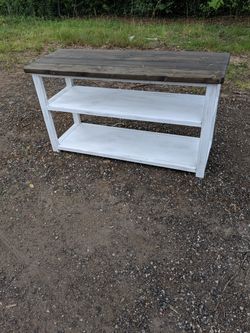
[58, 123, 199, 172]
[48, 86, 204, 127]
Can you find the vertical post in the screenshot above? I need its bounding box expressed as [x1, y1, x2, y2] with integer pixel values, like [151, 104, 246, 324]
[208, 84, 221, 151]
[65, 77, 81, 125]
[196, 84, 221, 178]
[32, 74, 59, 152]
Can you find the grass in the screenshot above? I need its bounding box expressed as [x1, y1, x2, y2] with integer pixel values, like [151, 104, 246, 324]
[227, 62, 250, 91]
[0, 16, 249, 90]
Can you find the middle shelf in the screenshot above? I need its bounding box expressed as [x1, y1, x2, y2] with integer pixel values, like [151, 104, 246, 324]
[48, 85, 204, 127]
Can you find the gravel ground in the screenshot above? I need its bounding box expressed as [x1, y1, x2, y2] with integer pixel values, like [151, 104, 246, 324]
[0, 65, 249, 333]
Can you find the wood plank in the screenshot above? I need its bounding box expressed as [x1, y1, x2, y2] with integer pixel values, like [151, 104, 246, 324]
[58, 123, 200, 172]
[24, 49, 230, 84]
[48, 85, 204, 127]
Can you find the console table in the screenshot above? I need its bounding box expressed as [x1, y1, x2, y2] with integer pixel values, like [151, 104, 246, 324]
[24, 49, 230, 178]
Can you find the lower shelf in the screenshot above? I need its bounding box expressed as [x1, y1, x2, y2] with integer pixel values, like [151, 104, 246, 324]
[58, 123, 199, 172]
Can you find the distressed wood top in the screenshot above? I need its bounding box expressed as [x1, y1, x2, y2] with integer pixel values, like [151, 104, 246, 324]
[24, 49, 230, 84]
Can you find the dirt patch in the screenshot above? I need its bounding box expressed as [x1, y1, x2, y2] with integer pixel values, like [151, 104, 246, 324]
[0, 65, 249, 333]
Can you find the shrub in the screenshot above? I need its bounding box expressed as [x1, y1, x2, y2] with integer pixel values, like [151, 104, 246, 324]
[0, 0, 249, 17]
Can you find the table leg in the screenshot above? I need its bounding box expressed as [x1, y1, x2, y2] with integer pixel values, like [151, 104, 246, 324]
[32, 74, 59, 152]
[196, 84, 221, 178]
[65, 78, 81, 125]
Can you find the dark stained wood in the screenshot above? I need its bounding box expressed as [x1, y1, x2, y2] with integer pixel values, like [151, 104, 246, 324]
[24, 49, 230, 84]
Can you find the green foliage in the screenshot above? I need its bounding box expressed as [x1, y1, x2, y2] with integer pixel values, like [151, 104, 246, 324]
[201, 0, 250, 15]
[208, 0, 224, 10]
[128, 0, 174, 17]
[0, 0, 249, 17]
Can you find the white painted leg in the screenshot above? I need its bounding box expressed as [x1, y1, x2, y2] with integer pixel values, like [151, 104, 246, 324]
[65, 77, 81, 125]
[196, 84, 221, 178]
[32, 74, 59, 152]
[208, 84, 221, 151]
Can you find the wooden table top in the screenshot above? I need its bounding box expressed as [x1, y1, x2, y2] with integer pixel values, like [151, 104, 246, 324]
[24, 49, 230, 84]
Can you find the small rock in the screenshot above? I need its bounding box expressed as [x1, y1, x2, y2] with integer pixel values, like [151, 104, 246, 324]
[6, 304, 17, 309]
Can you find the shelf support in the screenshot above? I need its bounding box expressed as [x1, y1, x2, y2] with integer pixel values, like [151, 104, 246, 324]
[32, 74, 59, 152]
[196, 84, 221, 178]
[65, 77, 81, 125]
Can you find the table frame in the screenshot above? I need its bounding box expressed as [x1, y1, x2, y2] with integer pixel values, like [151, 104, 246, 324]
[32, 74, 221, 178]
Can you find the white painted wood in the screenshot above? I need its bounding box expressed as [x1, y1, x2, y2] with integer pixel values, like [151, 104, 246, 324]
[32, 74, 59, 152]
[65, 77, 73, 86]
[64, 78, 81, 125]
[58, 123, 80, 144]
[58, 123, 199, 172]
[48, 86, 71, 104]
[196, 84, 221, 178]
[40, 74, 207, 87]
[31, 73, 222, 178]
[48, 86, 204, 127]
[208, 84, 221, 151]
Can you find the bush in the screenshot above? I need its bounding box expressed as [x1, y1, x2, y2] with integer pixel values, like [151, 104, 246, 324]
[0, 0, 249, 17]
